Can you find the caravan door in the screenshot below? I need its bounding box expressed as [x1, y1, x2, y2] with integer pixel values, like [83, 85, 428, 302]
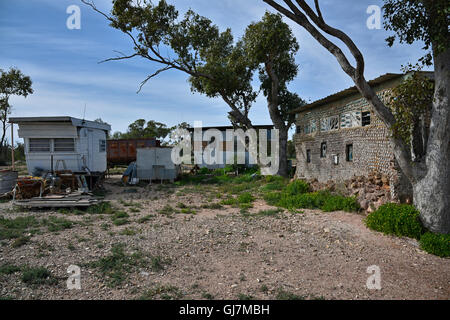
[86, 129, 94, 171]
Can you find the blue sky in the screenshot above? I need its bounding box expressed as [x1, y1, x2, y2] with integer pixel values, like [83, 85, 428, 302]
[0, 0, 431, 142]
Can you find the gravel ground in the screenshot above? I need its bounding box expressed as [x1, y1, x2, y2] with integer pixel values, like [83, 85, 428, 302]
[0, 176, 448, 300]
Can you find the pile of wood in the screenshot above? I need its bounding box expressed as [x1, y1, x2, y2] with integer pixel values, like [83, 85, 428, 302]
[13, 192, 99, 208]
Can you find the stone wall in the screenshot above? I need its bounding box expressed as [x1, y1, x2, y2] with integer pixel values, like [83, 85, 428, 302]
[294, 83, 413, 202]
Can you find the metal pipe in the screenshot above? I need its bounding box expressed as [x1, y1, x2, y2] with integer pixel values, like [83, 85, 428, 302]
[11, 123, 15, 171]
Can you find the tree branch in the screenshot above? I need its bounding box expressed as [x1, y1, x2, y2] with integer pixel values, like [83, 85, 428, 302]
[263, 0, 418, 181]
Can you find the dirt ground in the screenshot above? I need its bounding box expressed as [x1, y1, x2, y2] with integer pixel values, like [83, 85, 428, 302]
[0, 175, 448, 300]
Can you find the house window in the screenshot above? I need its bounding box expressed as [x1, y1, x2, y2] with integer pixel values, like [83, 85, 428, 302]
[306, 149, 311, 163]
[362, 111, 371, 126]
[346, 144, 353, 162]
[296, 125, 301, 134]
[99, 140, 106, 152]
[54, 138, 75, 152]
[320, 142, 327, 158]
[29, 138, 51, 152]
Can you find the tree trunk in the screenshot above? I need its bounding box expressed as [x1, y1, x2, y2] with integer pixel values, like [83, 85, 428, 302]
[412, 46, 450, 234]
[277, 126, 289, 177]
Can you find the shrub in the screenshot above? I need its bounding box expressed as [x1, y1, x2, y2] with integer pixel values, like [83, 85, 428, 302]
[87, 202, 114, 214]
[284, 180, 309, 195]
[419, 232, 450, 257]
[263, 192, 282, 206]
[237, 192, 254, 204]
[0, 264, 22, 275]
[365, 203, 424, 240]
[21, 267, 57, 285]
[321, 195, 360, 212]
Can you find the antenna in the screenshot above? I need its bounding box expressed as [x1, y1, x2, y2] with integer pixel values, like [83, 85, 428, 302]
[82, 103, 86, 123]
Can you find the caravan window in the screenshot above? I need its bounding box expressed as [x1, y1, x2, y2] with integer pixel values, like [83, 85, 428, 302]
[29, 138, 50, 152]
[99, 140, 106, 152]
[54, 138, 75, 152]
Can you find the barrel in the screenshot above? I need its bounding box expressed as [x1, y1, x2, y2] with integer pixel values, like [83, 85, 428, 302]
[0, 170, 18, 194]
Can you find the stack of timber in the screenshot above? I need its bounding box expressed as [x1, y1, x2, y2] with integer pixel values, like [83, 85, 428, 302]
[13, 192, 99, 208]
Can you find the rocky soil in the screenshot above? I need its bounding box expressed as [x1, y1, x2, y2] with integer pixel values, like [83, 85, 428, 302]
[0, 176, 448, 300]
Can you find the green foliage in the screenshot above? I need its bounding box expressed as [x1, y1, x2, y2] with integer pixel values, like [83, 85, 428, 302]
[365, 203, 424, 240]
[383, 0, 449, 65]
[11, 236, 30, 248]
[237, 293, 254, 300]
[263, 191, 282, 206]
[263, 182, 359, 213]
[112, 211, 130, 226]
[0, 67, 33, 148]
[140, 285, 183, 300]
[21, 267, 57, 286]
[237, 192, 254, 204]
[89, 243, 146, 288]
[111, 119, 173, 141]
[242, 11, 305, 126]
[284, 180, 309, 195]
[276, 289, 305, 300]
[419, 232, 450, 257]
[388, 69, 434, 148]
[41, 216, 74, 232]
[87, 202, 115, 214]
[0, 264, 22, 275]
[0, 216, 39, 240]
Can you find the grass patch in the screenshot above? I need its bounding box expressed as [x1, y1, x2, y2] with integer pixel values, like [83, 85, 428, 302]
[119, 228, 138, 236]
[111, 211, 130, 226]
[275, 289, 305, 300]
[21, 267, 57, 286]
[41, 216, 74, 232]
[0, 216, 40, 240]
[86, 202, 115, 214]
[419, 232, 450, 257]
[140, 285, 183, 300]
[88, 243, 145, 288]
[138, 215, 155, 223]
[149, 255, 172, 272]
[11, 236, 30, 248]
[365, 203, 424, 240]
[159, 205, 177, 216]
[237, 293, 254, 300]
[237, 192, 254, 204]
[202, 292, 214, 300]
[0, 264, 22, 275]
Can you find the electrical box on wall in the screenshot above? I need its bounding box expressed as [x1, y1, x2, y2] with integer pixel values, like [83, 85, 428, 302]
[333, 154, 339, 165]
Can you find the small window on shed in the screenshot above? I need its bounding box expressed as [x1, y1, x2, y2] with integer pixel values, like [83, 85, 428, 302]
[99, 140, 106, 152]
[29, 138, 50, 152]
[306, 149, 311, 163]
[362, 111, 371, 126]
[54, 138, 75, 152]
[320, 142, 327, 158]
[346, 144, 353, 162]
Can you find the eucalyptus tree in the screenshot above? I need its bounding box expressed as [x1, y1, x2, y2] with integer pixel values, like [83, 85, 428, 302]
[83, 0, 306, 176]
[262, 0, 449, 233]
[242, 12, 306, 176]
[0, 67, 33, 158]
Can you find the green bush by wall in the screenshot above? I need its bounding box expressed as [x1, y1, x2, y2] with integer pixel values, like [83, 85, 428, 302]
[365, 203, 424, 240]
[419, 232, 450, 258]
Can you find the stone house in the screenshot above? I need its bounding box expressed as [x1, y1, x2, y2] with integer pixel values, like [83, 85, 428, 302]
[292, 72, 432, 205]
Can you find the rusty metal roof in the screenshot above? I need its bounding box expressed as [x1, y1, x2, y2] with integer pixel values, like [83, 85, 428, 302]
[290, 72, 433, 114]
